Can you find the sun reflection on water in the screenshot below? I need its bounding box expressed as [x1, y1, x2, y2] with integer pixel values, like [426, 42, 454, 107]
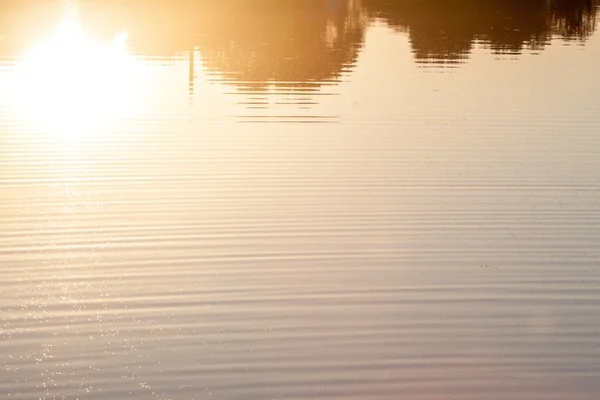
[12, 8, 141, 141]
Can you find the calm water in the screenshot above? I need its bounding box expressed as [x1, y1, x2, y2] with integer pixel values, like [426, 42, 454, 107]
[2, 1, 600, 399]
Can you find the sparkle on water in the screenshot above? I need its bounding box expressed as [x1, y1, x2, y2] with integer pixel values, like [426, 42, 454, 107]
[1, 1, 600, 400]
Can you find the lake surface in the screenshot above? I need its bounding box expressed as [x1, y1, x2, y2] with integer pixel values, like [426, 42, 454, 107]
[1, 1, 600, 399]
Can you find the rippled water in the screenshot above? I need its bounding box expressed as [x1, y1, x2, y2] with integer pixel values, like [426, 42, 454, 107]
[2, 1, 600, 399]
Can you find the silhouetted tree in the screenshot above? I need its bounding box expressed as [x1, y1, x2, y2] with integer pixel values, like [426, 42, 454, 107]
[80, 0, 367, 90]
[550, 0, 598, 39]
[364, 0, 599, 63]
[1, 0, 597, 72]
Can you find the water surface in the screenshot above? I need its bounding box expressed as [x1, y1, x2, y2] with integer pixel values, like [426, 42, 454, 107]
[1, 1, 600, 399]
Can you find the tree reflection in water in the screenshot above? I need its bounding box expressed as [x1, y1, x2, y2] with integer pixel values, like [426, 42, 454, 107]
[365, 0, 599, 64]
[0, 0, 598, 84]
[78, 0, 367, 91]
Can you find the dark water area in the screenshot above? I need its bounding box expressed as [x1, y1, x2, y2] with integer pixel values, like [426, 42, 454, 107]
[1, 1, 600, 399]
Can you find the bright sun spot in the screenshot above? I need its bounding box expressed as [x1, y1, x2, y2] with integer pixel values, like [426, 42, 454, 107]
[12, 9, 140, 141]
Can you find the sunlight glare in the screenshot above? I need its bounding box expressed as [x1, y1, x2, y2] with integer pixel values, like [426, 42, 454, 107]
[13, 10, 140, 141]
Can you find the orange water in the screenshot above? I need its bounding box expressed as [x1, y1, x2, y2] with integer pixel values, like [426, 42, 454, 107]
[1, 1, 600, 399]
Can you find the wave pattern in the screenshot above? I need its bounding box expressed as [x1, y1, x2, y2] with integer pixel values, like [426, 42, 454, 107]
[1, 3, 600, 400]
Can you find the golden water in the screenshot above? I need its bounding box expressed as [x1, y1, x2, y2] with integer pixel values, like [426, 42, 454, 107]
[1, 1, 600, 399]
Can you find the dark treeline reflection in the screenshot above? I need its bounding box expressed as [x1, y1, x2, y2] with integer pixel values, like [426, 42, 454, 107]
[81, 0, 367, 89]
[0, 0, 598, 77]
[365, 0, 599, 63]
